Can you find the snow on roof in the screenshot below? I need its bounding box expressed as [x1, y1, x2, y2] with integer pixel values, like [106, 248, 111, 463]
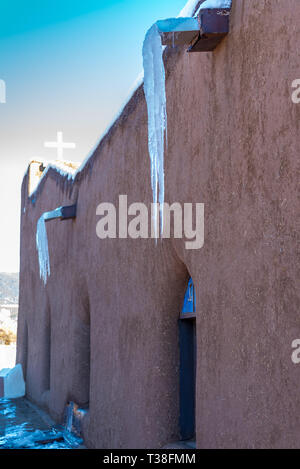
[156, 17, 200, 34]
[178, 0, 201, 17]
[28, 159, 80, 197]
[198, 0, 232, 11]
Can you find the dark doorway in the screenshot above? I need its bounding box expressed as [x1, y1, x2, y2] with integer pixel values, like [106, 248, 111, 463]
[179, 278, 196, 441]
[74, 291, 91, 409]
[40, 301, 51, 393]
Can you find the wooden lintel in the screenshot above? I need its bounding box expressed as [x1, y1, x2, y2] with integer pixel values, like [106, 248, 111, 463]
[180, 312, 196, 320]
[188, 8, 230, 52]
[44, 204, 77, 222]
[161, 30, 199, 47]
[60, 204, 77, 220]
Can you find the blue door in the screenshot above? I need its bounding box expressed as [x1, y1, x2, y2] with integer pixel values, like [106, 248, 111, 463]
[179, 278, 196, 441]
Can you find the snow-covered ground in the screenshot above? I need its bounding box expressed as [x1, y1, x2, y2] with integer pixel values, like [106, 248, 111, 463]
[0, 399, 84, 449]
[0, 308, 17, 334]
[0, 345, 16, 370]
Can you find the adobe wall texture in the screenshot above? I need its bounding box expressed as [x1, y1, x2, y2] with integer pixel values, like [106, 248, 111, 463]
[17, 0, 300, 448]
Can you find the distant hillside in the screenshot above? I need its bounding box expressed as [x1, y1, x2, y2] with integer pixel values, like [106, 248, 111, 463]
[0, 273, 19, 304]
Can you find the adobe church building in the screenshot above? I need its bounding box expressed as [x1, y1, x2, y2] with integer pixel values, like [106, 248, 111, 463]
[17, 0, 300, 449]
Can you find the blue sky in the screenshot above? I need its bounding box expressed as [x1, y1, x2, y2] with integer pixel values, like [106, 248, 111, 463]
[0, 0, 187, 272]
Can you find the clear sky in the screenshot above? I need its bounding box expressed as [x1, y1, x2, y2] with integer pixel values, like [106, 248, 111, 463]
[0, 0, 188, 272]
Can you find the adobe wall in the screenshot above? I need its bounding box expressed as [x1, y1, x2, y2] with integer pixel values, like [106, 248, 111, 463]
[18, 0, 300, 448]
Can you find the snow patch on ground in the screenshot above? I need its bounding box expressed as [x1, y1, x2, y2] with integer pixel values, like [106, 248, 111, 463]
[0, 364, 25, 399]
[0, 309, 17, 335]
[0, 345, 16, 370]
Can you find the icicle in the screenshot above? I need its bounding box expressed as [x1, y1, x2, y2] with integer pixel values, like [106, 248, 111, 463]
[36, 207, 64, 285]
[65, 402, 74, 433]
[36, 214, 51, 285]
[142, 1, 232, 239]
[142, 24, 167, 238]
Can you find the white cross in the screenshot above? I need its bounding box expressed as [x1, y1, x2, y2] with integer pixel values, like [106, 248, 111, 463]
[44, 131, 76, 159]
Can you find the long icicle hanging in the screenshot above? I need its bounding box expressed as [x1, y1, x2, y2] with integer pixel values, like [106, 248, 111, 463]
[142, 23, 167, 238]
[36, 214, 51, 285]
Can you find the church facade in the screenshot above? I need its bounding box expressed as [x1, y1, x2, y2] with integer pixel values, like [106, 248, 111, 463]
[17, 1, 300, 448]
